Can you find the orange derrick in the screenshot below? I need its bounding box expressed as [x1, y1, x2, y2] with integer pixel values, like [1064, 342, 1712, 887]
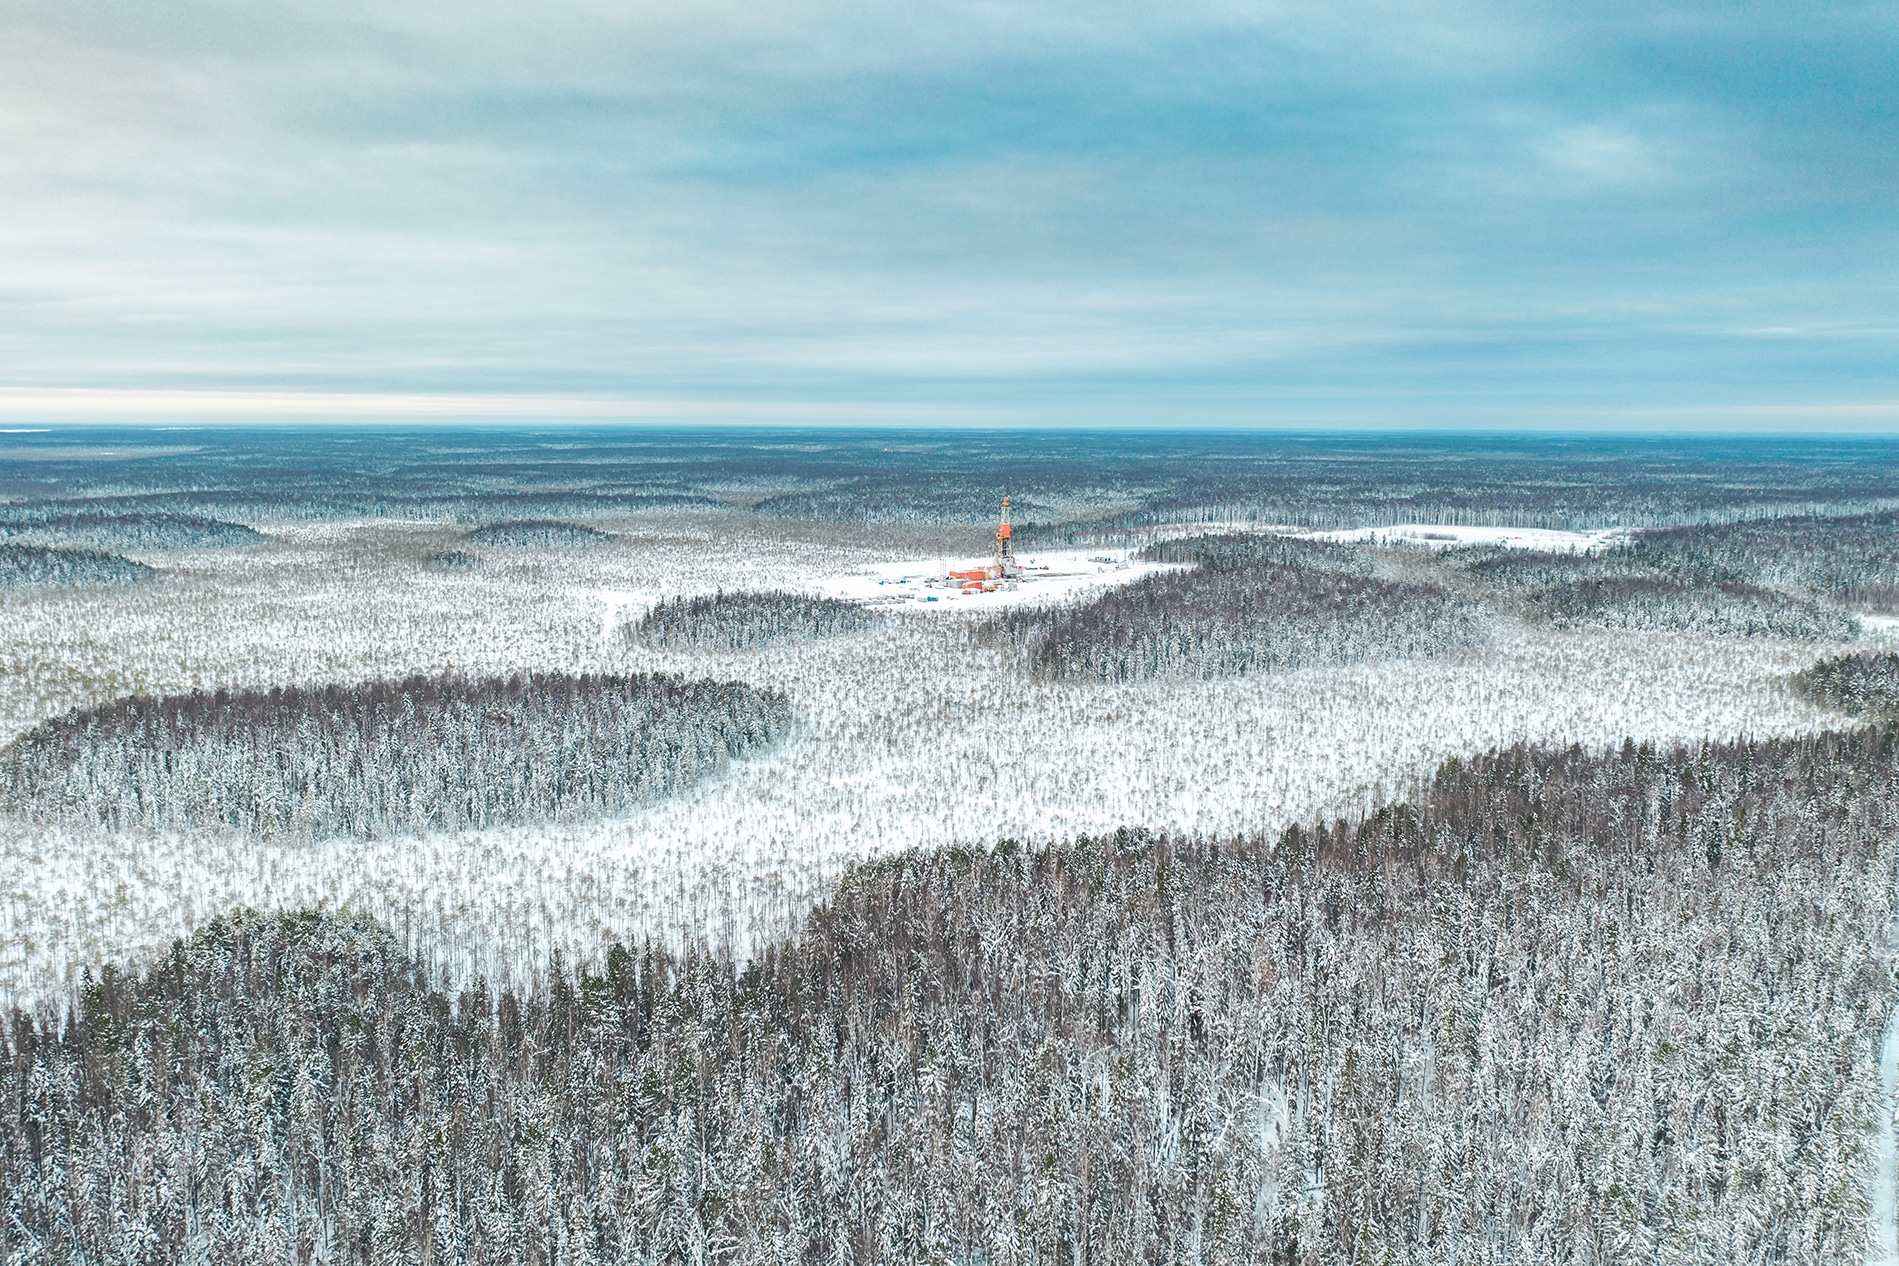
[993, 495, 1019, 578]
[937, 497, 1019, 595]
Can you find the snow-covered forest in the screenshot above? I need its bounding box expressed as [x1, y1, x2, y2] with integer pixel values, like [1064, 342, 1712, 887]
[4, 427, 1899, 1260]
[1631, 513, 1899, 612]
[1796, 652, 1899, 719]
[6, 730, 1894, 1262]
[0, 509, 260, 551]
[1, 673, 789, 839]
[1458, 545, 1864, 640]
[465, 519, 615, 548]
[633, 589, 879, 650]
[0, 543, 152, 589]
[985, 536, 1487, 680]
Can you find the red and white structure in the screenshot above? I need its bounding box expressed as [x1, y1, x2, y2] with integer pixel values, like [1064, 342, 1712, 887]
[948, 496, 1023, 592]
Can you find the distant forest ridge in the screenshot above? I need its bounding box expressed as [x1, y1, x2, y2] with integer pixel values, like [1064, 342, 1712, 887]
[3, 427, 1899, 532]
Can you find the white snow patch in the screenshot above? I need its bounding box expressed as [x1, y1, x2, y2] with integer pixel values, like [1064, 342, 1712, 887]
[584, 589, 649, 640]
[1300, 524, 1630, 553]
[809, 548, 1181, 611]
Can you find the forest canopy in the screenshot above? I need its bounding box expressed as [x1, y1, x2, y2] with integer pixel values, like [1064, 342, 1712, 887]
[1456, 546, 1862, 640]
[0, 672, 791, 840]
[630, 589, 878, 650]
[464, 520, 613, 547]
[5, 728, 1893, 1263]
[0, 510, 260, 551]
[1794, 652, 1899, 720]
[987, 534, 1485, 681]
[0, 543, 153, 590]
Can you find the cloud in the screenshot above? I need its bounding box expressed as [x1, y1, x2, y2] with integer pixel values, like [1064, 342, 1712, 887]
[0, 0, 1894, 426]
[1533, 125, 1669, 186]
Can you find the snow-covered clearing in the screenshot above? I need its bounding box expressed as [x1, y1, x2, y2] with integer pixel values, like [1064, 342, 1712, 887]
[0, 511, 1876, 1008]
[1301, 523, 1630, 552]
[808, 547, 1177, 610]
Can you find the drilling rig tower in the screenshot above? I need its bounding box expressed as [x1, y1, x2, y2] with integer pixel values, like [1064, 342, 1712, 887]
[994, 495, 1019, 576]
[946, 496, 1024, 591]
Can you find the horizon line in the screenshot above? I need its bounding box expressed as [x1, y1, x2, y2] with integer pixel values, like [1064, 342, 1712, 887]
[4, 386, 1899, 435]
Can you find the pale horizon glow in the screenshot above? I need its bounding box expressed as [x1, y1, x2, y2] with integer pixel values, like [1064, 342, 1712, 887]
[5, 387, 1899, 433]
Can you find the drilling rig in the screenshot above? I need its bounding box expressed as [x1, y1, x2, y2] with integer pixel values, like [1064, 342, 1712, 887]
[947, 496, 1023, 591]
[994, 495, 1020, 577]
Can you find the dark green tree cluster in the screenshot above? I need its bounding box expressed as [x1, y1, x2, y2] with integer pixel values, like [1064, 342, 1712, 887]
[989, 535, 1483, 681]
[1795, 651, 1899, 719]
[0, 509, 260, 551]
[0, 543, 153, 590]
[463, 519, 614, 547]
[7, 728, 1891, 1263]
[1137, 532, 1377, 573]
[1530, 575, 1854, 639]
[1457, 547, 1860, 640]
[631, 589, 879, 651]
[1630, 512, 1899, 611]
[0, 672, 790, 840]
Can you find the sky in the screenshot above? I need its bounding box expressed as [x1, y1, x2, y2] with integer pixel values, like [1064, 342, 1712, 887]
[1, 0, 1896, 428]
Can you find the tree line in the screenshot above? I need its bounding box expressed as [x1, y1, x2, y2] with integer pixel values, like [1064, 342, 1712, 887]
[464, 519, 614, 547]
[1630, 512, 1899, 611]
[1527, 574, 1856, 640]
[0, 509, 260, 551]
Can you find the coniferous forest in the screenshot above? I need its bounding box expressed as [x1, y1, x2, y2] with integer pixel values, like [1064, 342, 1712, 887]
[465, 520, 616, 549]
[0, 673, 790, 839]
[988, 536, 1486, 680]
[0, 543, 153, 590]
[12, 0, 1899, 1235]
[633, 590, 881, 650]
[5, 730, 1893, 1263]
[1796, 652, 1899, 720]
[3, 429, 1899, 1264]
[0, 510, 261, 552]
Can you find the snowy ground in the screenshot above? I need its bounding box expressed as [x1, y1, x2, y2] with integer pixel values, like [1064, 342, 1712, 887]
[0, 511, 1881, 1008]
[1300, 523, 1630, 552]
[808, 547, 1179, 610]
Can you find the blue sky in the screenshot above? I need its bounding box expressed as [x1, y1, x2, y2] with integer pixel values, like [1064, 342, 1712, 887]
[2, 0, 1895, 427]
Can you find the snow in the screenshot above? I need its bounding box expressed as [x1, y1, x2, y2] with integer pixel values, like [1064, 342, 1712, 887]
[1299, 523, 1630, 552]
[1874, 914, 1899, 1265]
[0, 511, 1868, 1009]
[807, 547, 1180, 610]
[584, 588, 649, 640]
